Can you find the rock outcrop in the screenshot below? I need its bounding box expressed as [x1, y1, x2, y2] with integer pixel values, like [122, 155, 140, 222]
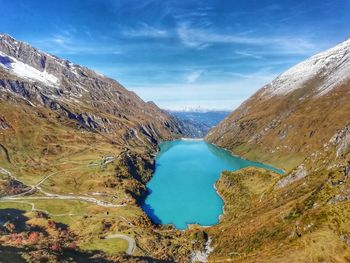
[329, 124, 350, 158]
[275, 164, 307, 188]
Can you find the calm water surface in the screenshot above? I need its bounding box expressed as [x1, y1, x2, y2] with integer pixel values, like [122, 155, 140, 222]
[142, 140, 282, 229]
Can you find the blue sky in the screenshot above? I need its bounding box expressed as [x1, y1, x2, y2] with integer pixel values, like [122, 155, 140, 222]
[1, 0, 350, 110]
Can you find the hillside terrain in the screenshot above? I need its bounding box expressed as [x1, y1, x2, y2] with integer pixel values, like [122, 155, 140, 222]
[0, 34, 204, 262]
[2, 33, 350, 263]
[206, 39, 350, 262]
[207, 38, 350, 171]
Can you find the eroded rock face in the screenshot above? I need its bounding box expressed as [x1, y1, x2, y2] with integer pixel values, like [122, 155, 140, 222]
[328, 193, 350, 205]
[346, 162, 350, 176]
[275, 164, 308, 189]
[0, 116, 10, 129]
[329, 124, 350, 158]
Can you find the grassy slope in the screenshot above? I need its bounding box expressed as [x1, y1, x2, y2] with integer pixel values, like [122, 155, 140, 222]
[2, 94, 349, 262]
[0, 98, 203, 262]
[207, 83, 350, 172]
[205, 81, 350, 261]
[209, 164, 350, 262]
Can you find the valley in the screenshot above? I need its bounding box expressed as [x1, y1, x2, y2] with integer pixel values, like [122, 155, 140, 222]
[0, 34, 200, 262]
[0, 33, 350, 263]
[142, 139, 281, 230]
[168, 110, 230, 138]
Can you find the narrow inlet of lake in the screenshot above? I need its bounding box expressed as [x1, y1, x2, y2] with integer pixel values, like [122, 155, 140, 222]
[142, 140, 282, 229]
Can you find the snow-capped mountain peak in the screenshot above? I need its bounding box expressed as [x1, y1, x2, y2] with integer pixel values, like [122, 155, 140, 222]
[0, 34, 107, 102]
[167, 106, 231, 113]
[263, 38, 350, 97]
[0, 50, 59, 87]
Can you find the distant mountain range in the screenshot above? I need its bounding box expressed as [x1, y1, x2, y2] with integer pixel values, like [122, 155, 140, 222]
[166, 106, 231, 113]
[168, 110, 230, 138]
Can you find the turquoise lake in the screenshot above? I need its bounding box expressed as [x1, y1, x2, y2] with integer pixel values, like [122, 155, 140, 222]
[142, 140, 282, 230]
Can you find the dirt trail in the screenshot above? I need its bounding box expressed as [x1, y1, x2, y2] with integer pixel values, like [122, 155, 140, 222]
[0, 167, 124, 208]
[106, 234, 136, 255]
[0, 144, 11, 163]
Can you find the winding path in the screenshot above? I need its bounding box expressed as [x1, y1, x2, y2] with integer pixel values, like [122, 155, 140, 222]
[1, 167, 136, 255]
[106, 234, 136, 255]
[0, 167, 124, 208]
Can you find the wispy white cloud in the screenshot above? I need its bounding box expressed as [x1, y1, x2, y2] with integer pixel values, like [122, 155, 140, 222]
[234, 51, 264, 60]
[123, 23, 168, 38]
[228, 67, 276, 82]
[127, 68, 280, 110]
[31, 29, 122, 55]
[176, 23, 316, 54]
[176, 23, 210, 49]
[185, 70, 203, 83]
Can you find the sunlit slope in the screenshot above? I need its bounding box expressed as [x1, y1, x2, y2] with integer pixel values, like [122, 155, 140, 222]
[206, 38, 350, 172]
[0, 34, 198, 262]
[206, 38, 350, 262]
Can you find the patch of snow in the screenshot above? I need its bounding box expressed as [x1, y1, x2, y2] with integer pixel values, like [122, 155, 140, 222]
[72, 67, 80, 77]
[68, 97, 81, 104]
[95, 71, 105, 77]
[0, 167, 11, 176]
[263, 38, 350, 97]
[168, 106, 230, 113]
[0, 51, 59, 87]
[191, 238, 214, 263]
[76, 84, 88, 93]
[45, 53, 58, 60]
[21, 96, 36, 107]
[91, 192, 104, 196]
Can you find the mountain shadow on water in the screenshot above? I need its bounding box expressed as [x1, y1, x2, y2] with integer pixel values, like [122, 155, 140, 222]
[141, 188, 163, 225]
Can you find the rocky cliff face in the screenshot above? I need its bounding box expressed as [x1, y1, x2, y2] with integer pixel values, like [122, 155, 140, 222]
[0, 34, 187, 149]
[206, 38, 350, 172]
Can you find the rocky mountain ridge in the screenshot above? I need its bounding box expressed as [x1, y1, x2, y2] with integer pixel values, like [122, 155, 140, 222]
[207, 37, 350, 172]
[0, 33, 188, 148]
[0, 34, 198, 262]
[263, 38, 350, 97]
[205, 38, 350, 263]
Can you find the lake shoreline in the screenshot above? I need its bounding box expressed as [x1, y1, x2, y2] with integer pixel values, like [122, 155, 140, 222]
[142, 139, 282, 232]
[180, 137, 204, 141]
[214, 181, 226, 222]
[143, 140, 227, 230]
[209, 141, 285, 174]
